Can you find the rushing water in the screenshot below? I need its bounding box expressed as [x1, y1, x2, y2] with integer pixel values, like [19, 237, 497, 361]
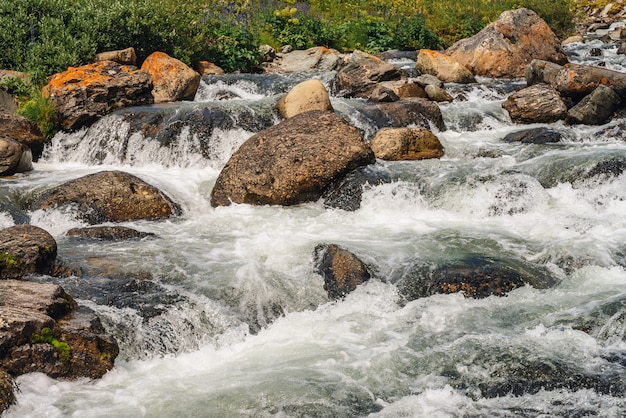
[4, 43, 626, 417]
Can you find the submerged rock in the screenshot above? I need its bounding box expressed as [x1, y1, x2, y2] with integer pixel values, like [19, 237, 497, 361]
[0, 224, 57, 279]
[502, 127, 562, 144]
[66, 226, 156, 241]
[210, 110, 375, 206]
[322, 166, 392, 211]
[445, 8, 568, 78]
[0, 280, 118, 379]
[43, 61, 153, 130]
[29, 171, 181, 224]
[399, 255, 556, 300]
[314, 244, 371, 299]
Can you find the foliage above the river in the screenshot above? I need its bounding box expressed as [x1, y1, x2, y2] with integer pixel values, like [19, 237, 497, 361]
[0, 0, 574, 84]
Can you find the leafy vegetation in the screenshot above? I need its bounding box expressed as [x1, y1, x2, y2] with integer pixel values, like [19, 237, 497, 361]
[31, 327, 72, 364]
[0, 0, 574, 81]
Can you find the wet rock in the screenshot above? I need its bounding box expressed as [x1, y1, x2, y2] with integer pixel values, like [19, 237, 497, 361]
[425, 84, 453, 102]
[313, 244, 371, 299]
[44, 61, 153, 130]
[66, 226, 156, 241]
[391, 81, 428, 99]
[502, 127, 562, 144]
[277, 79, 333, 118]
[0, 136, 32, 176]
[29, 171, 181, 224]
[0, 369, 14, 414]
[0, 280, 118, 379]
[618, 42, 626, 55]
[371, 127, 444, 161]
[566, 85, 621, 125]
[322, 166, 392, 211]
[416, 49, 476, 84]
[196, 61, 225, 75]
[265, 47, 343, 73]
[365, 98, 446, 131]
[368, 85, 400, 102]
[399, 255, 556, 300]
[525, 59, 563, 87]
[414, 74, 444, 89]
[502, 84, 568, 123]
[141, 51, 201, 103]
[445, 8, 568, 78]
[0, 113, 46, 161]
[376, 50, 418, 61]
[0, 224, 57, 279]
[334, 50, 403, 99]
[94, 47, 137, 66]
[589, 47, 603, 57]
[583, 157, 626, 181]
[553, 62, 626, 99]
[210, 110, 375, 207]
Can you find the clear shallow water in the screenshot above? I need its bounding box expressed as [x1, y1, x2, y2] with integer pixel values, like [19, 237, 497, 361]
[4, 45, 626, 417]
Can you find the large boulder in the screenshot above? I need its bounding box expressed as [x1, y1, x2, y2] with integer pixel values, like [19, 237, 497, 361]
[371, 128, 444, 161]
[0, 225, 57, 279]
[502, 84, 568, 123]
[525, 59, 564, 87]
[0, 113, 46, 160]
[94, 47, 137, 66]
[0, 136, 32, 176]
[29, 171, 181, 224]
[313, 244, 371, 299]
[0, 280, 119, 379]
[552, 63, 626, 99]
[141, 51, 201, 103]
[334, 50, 403, 99]
[415, 49, 476, 84]
[43, 61, 153, 130]
[210, 110, 375, 206]
[264, 47, 343, 73]
[277, 79, 333, 119]
[445, 8, 568, 78]
[566, 85, 621, 125]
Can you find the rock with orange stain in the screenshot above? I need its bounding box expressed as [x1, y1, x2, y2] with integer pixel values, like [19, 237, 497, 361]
[43, 61, 153, 130]
[553, 62, 626, 99]
[196, 61, 225, 76]
[416, 49, 476, 84]
[141, 52, 201, 103]
[446, 8, 568, 78]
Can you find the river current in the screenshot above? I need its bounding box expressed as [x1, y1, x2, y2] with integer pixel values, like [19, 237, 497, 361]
[4, 40, 626, 417]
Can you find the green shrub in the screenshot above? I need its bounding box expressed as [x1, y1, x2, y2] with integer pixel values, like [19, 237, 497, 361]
[18, 90, 58, 140]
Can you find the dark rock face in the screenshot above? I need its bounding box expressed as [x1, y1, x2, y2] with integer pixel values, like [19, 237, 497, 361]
[566, 85, 621, 125]
[0, 136, 32, 176]
[399, 255, 556, 300]
[313, 244, 371, 299]
[0, 113, 46, 161]
[502, 127, 562, 144]
[322, 166, 391, 211]
[0, 224, 57, 279]
[367, 98, 446, 131]
[43, 61, 153, 130]
[0, 369, 14, 414]
[502, 84, 568, 123]
[0, 280, 119, 380]
[445, 8, 568, 78]
[210, 110, 375, 207]
[30, 171, 181, 224]
[66, 226, 156, 241]
[334, 50, 403, 99]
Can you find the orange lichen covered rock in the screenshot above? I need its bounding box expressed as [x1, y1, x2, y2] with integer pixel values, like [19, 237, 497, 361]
[43, 61, 153, 130]
[416, 49, 476, 84]
[141, 52, 200, 103]
[446, 8, 568, 78]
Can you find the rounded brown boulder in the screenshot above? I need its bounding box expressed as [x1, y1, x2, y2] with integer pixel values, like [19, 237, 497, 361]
[313, 243, 371, 299]
[0, 224, 57, 279]
[141, 51, 201, 103]
[210, 110, 375, 206]
[29, 171, 181, 224]
[277, 79, 333, 119]
[0, 136, 32, 176]
[371, 128, 444, 161]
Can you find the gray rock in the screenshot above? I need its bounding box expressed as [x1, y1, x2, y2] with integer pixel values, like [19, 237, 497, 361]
[566, 85, 621, 125]
[502, 84, 568, 124]
[0, 224, 57, 279]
